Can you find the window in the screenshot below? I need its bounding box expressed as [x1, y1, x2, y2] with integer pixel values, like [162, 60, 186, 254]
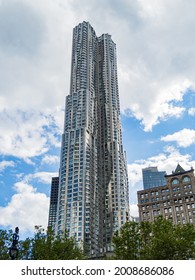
[182, 176, 190, 183]
[172, 178, 179, 185]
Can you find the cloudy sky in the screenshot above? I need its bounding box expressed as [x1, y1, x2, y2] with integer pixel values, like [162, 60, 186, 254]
[0, 0, 195, 235]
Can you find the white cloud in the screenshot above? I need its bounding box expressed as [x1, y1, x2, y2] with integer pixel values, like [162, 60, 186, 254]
[0, 160, 15, 172]
[0, 169, 58, 232]
[0, 0, 195, 230]
[41, 154, 59, 165]
[130, 203, 139, 218]
[0, 168, 58, 234]
[0, 109, 61, 159]
[69, 0, 195, 131]
[0, 0, 194, 167]
[0, 0, 67, 160]
[161, 129, 195, 147]
[25, 171, 58, 185]
[0, 0, 72, 113]
[115, 0, 195, 130]
[0, 0, 194, 158]
[188, 108, 195, 116]
[0, 181, 49, 232]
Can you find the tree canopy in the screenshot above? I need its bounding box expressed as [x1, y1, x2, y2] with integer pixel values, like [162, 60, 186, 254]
[1, 218, 195, 260]
[112, 217, 195, 260]
[0, 226, 85, 260]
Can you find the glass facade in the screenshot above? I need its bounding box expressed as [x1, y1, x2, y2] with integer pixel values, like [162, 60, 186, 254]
[55, 21, 129, 257]
[48, 177, 59, 230]
[142, 167, 166, 190]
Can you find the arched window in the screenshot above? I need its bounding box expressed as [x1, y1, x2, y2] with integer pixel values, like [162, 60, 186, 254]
[171, 178, 179, 185]
[182, 176, 190, 183]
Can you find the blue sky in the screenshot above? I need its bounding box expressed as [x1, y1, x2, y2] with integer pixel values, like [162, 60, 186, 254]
[0, 0, 195, 234]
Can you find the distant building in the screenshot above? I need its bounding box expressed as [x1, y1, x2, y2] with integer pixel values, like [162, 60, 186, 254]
[138, 164, 195, 225]
[142, 166, 166, 190]
[48, 177, 59, 230]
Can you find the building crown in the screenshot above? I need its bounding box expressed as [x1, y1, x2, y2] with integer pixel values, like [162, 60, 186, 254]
[174, 164, 186, 174]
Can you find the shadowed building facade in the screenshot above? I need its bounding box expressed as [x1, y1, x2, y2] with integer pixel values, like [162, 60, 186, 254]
[55, 22, 129, 257]
[48, 177, 59, 230]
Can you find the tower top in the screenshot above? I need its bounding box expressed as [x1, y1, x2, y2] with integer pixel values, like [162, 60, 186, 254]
[174, 163, 186, 174]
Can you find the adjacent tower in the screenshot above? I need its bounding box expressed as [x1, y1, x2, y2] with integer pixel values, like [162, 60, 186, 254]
[48, 177, 59, 230]
[55, 21, 129, 257]
[142, 167, 166, 190]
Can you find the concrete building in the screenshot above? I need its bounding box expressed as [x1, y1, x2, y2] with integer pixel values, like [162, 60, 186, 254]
[54, 22, 129, 257]
[138, 164, 195, 225]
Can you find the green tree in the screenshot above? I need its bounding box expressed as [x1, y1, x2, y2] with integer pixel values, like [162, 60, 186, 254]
[148, 217, 178, 259]
[0, 226, 86, 260]
[0, 229, 12, 260]
[139, 221, 153, 259]
[172, 223, 195, 260]
[149, 217, 195, 259]
[112, 221, 141, 259]
[31, 226, 85, 260]
[112, 217, 195, 260]
[18, 238, 32, 260]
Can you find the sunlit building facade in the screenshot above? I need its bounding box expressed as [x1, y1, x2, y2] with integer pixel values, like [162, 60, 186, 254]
[55, 21, 129, 257]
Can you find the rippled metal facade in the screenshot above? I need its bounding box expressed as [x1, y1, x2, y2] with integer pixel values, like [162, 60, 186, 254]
[56, 22, 129, 257]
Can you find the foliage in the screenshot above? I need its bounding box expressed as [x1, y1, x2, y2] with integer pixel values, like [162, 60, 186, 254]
[112, 217, 195, 260]
[112, 221, 141, 259]
[31, 226, 85, 260]
[0, 226, 85, 260]
[1, 218, 195, 260]
[0, 229, 12, 260]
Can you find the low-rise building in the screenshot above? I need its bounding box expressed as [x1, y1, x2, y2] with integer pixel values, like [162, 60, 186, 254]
[137, 164, 195, 224]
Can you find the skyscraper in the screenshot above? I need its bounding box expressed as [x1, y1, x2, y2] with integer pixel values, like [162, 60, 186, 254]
[55, 21, 129, 257]
[142, 167, 166, 190]
[48, 177, 59, 230]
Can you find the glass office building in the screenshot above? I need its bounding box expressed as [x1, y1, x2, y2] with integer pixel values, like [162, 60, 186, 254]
[55, 22, 129, 257]
[142, 167, 166, 190]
